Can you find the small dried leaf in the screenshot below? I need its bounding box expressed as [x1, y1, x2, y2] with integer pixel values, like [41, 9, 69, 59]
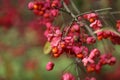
[43, 41, 51, 54]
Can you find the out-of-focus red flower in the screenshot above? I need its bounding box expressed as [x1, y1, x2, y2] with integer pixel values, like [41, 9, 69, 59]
[11, 45, 26, 57]
[105, 66, 120, 80]
[24, 59, 38, 71]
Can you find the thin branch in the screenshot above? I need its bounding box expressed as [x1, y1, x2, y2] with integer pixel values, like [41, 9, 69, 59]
[95, 7, 112, 12]
[54, 7, 71, 15]
[75, 59, 81, 80]
[70, 0, 80, 14]
[64, 20, 74, 36]
[62, 0, 76, 19]
[75, 58, 86, 73]
[62, 61, 74, 73]
[111, 11, 120, 15]
[78, 7, 112, 16]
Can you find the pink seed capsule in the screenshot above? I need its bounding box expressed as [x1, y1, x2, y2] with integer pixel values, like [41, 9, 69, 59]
[62, 72, 75, 80]
[46, 62, 54, 71]
[109, 57, 116, 65]
[72, 24, 79, 31]
[28, 2, 34, 10]
[86, 37, 96, 44]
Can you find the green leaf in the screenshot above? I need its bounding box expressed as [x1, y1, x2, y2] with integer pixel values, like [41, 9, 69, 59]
[43, 41, 51, 54]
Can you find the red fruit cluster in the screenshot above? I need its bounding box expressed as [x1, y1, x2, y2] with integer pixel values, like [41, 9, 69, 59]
[28, 0, 61, 17]
[44, 21, 97, 58]
[44, 21, 116, 73]
[97, 30, 120, 44]
[83, 51, 116, 73]
[28, 0, 119, 80]
[43, 14, 118, 73]
[83, 13, 102, 30]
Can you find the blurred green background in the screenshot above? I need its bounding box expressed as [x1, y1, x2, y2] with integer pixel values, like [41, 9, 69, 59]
[0, 0, 120, 80]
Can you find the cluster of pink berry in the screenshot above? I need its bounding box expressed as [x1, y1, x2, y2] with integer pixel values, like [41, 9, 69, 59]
[44, 22, 89, 58]
[28, 0, 61, 18]
[28, 0, 119, 80]
[83, 13, 102, 30]
[28, 0, 62, 35]
[97, 30, 120, 44]
[44, 12, 117, 79]
[82, 50, 116, 73]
